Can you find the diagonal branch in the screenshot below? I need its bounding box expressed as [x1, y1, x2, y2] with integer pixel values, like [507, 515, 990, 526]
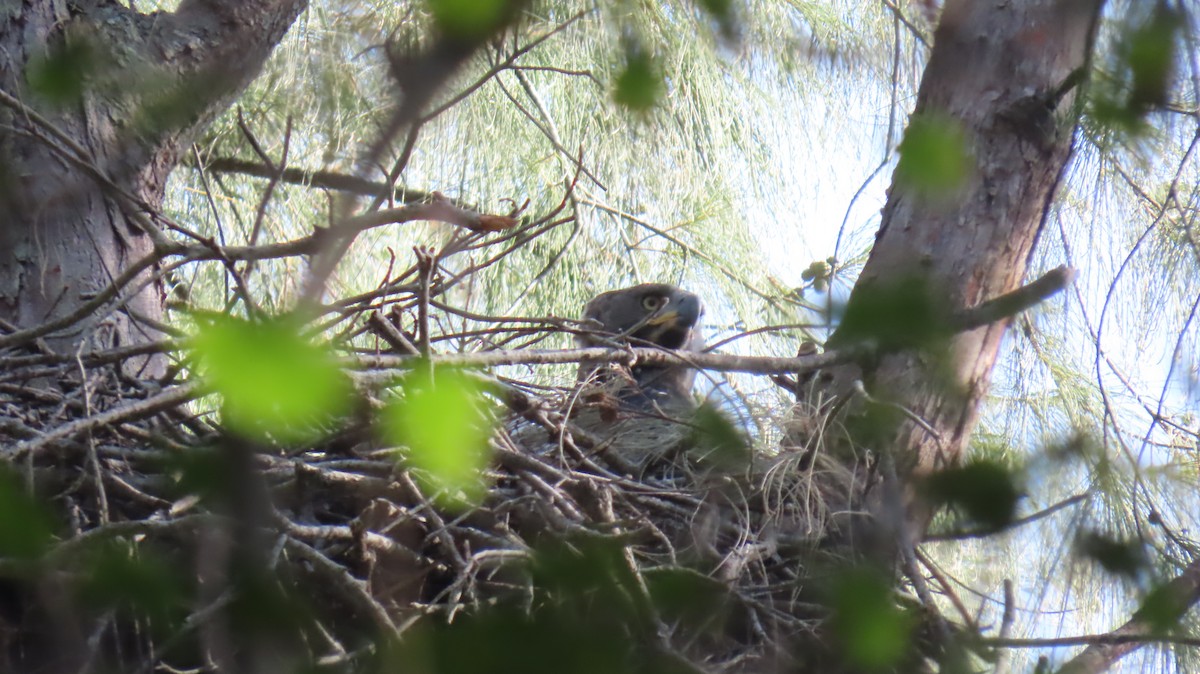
[1054, 555, 1200, 674]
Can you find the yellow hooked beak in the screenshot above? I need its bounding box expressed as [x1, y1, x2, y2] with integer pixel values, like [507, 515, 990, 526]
[645, 310, 681, 327]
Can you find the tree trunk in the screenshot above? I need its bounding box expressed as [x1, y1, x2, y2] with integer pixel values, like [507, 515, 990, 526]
[0, 0, 307, 378]
[811, 0, 1103, 546]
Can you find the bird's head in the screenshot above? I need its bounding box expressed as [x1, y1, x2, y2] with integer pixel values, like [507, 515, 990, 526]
[576, 283, 704, 402]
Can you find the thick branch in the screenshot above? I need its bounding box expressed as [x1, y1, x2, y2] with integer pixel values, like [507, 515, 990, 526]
[954, 265, 1076, 332]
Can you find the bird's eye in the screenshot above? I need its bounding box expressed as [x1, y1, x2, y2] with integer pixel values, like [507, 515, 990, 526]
[641, 295, 665, 311]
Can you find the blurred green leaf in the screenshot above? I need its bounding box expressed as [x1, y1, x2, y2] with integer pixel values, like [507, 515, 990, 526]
[382, 365, 494, 507]
[78, 542, 187, 630]
[614, 49, 664, 111]
[190, 314, 352, 443]
[694, 0, 739, 42]
[428, 0, 510, 42]
[135, 73, 220, 139]
[1075, 531, 1148, 580]
[161, 444, 233, 505]
[228, 565, 312, 637]
[842, 401, 904, 456]
[644, 567, 732, 636]
[922, 460, 1021, 533]
[533, 537, 637, 612]
[1041, 431, 1099, 464]
[380, 602, 630, 674]
[26, 38, 95, 107]
[374, 538, 666, 674]
[0, 466, 55, 560]
[1089, 5, 1182, 136]
[1134, 581, 1188, 632]
[830, 567, 914, 671]
[688, 403, 752, 470]
[895, 112, 971, 199]
[827, 274, 952, 351]
[696, 0, 734, 20]
[1125, 4, 1180, 114]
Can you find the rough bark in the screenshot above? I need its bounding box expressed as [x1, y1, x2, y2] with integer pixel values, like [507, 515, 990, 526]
[0, 0, 307, 376]
[807, 0, 1103, 543]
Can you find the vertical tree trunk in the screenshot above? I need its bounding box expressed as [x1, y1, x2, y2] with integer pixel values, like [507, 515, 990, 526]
[0, 0, 307, 378]
[814, 0, 1103, 541]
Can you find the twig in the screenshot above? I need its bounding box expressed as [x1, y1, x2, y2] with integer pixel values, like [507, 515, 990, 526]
[5, 383, 203, 460]
[366, 311, 421, 355]
[925, 492, 1089, 541]
[414, 247, 435, 359]
[191, 156, 439, 204]
[283, 536, 399, 635]
[992, 579, 1016, 674]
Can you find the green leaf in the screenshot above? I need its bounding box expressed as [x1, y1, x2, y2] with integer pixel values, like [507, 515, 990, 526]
[614, 50, 664, 112]
[644, 567, 732, 635]
[190, 315, 351, 443]
[427, 0, 510, 42]
[895, 112, 971, 199]
[830, 567, 915, 671]
[694, 0, 740, 42]
[26, 38, 96, 107]
[78, 541, 187, 631]
[382, 365, 494, 508]
[1075, 531, 1148, 580]
[688, 403, 752, 470]
[922, 460, 1021, 533]
[1134, 581, 1188, 632]
[0, 466, 55, 560]
[1125, 5, 1180, 113]
[827, 273, 952, 351]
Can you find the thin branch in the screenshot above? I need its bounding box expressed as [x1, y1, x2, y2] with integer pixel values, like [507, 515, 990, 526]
[351, 345, 856, 378]
[5, 383, 203, 460]
[1053, 556, 1200, 674]
[925, 493, 1089, 542]
[194, 156, 439, 204]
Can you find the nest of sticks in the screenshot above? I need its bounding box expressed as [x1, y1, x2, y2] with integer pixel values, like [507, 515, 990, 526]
[0, 309, 884, 674]
[0, 198, 932, 673]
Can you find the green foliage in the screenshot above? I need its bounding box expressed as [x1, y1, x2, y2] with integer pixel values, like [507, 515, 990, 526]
[829, 567, 915, 671]
[189, 314, 352, 443]
[644, 567, 733, 637]
[922, 460, 1022, 534]
[376, 538, 665, 674]
[1089, 2, 1182, 135]
[77, 541, 189, 631]
[1134, 580, 1189, 632]
[1074, 531, 1149, 580]
[25, 37, 95, 107]
[613, 46, 664, 111]
[227, 565, 313, 637]
[0, 467, 56, 560]
[827, 273, 953, 351]
[688, 402, 752, 470]
[894, 112, 971, 200]
[693, 0, 739, 42]
[382, 365, 495, 507]
[162, 444, 232, 503]
[427, 0, 513, 42]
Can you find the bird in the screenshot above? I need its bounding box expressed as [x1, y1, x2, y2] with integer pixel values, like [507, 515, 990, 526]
[508, 283, 704, 473]
[569, 283, 704, 470]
